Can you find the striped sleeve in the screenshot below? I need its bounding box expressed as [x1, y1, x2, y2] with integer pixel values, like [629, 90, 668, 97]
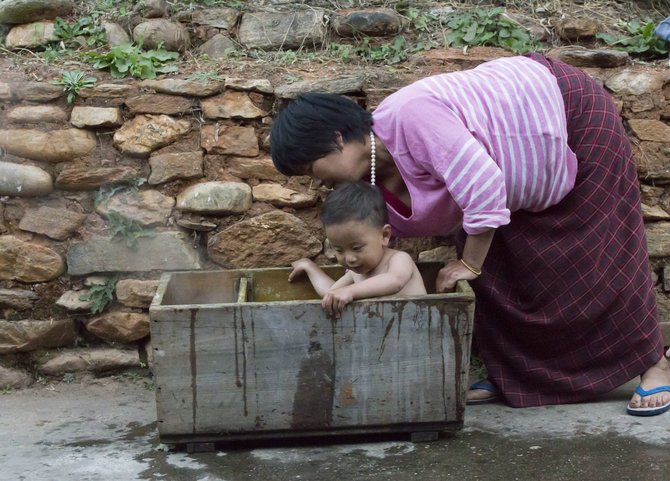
[399, 96, 511, 234]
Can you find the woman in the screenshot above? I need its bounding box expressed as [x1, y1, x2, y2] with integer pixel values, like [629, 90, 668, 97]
[270, 53, 670, 416]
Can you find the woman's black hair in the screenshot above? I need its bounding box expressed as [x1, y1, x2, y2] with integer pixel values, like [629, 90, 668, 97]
[270, 93, 373, 176]
[321, 181, 388, 228]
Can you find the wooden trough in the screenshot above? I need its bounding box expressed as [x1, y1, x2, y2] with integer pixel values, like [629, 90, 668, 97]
[149, 263, 474, 451]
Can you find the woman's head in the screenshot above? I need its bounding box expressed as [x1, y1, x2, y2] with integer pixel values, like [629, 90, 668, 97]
[270, 93, 373, 177]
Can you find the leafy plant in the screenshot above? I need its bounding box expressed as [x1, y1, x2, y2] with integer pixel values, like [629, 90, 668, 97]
[597, 20, 670, 58]
[282, 73, 303, 84]
[2, 384, 13, 395]
[402, 7, 440, 33]
[444, 7, 537, 54]
[107, 212, 155, 249]
[62, 372, 76, 383]
[54, 16, 106, 47]
[168, 0, 246, 12]
[50, 70, 97, 104]
[79, 275, 119, 314]
[185, 71, 225, 82]
[94, 179, 146, 210]
[328, 43, 354, 62]
[85, 43, 179, 79]
[356, 36, 408, 64]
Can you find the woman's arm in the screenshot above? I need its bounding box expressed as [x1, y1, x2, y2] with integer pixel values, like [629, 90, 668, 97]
[436, 228, 495, 292]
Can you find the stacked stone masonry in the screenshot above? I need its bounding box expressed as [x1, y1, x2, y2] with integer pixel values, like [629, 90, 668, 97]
[0, 0, 669, 388]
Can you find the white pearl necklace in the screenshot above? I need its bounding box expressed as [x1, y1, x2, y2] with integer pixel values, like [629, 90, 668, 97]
[370, 131, 376, 186]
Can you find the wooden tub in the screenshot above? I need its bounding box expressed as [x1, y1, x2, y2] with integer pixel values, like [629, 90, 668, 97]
[149, 263, 474, 451]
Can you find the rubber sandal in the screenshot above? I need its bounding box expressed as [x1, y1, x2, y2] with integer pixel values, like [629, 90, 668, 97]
[466, 380, 500, 405]
[626, 385, 670, 417]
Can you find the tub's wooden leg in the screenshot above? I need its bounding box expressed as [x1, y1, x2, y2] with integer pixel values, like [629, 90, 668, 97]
[186, 442, 216, 453]
[410, 431, 439, 442]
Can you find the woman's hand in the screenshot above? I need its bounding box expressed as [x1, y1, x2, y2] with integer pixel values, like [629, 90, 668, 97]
[436, 260, 479, 292]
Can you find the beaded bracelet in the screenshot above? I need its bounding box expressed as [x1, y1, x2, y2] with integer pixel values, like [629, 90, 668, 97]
[459, 258, 482, 277]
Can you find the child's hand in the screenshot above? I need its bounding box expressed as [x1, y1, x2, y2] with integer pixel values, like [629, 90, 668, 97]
[321, 286, 354, 318]
[288, 258, 315, 282]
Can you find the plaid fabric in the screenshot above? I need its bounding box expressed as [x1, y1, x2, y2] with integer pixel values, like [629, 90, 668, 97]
[457, 53, 665, 407]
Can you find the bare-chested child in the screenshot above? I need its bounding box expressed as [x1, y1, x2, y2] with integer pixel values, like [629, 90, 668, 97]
[289, 181, 427, 317]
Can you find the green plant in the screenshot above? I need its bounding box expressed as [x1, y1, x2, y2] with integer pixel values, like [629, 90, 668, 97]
[168, 0, 246, 12]
[107, 212, 155, 249]
[185, 71, 224, 82]
[54, 16, 106, 47]
[597, 20, 670, 58]
[50, 70, 97, 104]
[62, 372, 75, 384]
[85, 43, 179, 79]
[86, 0, 133, 18]
[2, 384, 13, 395]
[328, 43, 354, 62]
[39, 45, 63, 63]
[282, 73, 303, 84]
[94, 178, 146, 209]
[402, 7, 440, 33]
[79, 275, 118, 314]
[444, 7, 537, 54]
[356, 36, 408, 64]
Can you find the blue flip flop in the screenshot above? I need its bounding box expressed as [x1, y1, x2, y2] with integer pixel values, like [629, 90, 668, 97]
[467, 380, 500, 405]
[626, 385, 670, 417]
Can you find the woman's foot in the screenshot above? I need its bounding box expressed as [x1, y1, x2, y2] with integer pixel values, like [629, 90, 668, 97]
[627, 354, 670, 415]
[466, 380, 500, 405]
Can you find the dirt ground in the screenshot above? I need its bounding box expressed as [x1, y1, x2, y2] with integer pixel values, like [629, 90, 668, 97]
[0, 1, 668, 91]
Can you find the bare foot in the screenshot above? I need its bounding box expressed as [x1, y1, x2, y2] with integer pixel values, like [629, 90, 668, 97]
[628, 354, 670, 410]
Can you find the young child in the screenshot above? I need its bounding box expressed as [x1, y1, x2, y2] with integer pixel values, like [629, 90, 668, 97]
[289, 181, 427, 317]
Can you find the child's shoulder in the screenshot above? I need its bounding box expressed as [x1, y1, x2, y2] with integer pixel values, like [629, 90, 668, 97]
[386, 248, 415, 264]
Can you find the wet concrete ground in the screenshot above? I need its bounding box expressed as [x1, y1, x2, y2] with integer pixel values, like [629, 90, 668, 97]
[1, 377, 668, 481]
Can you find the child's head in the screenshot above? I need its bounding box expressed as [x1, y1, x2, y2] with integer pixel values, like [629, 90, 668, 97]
[321, 181, 391, 275]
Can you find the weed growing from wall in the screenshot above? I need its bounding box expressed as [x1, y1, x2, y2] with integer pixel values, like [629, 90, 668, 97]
[79, 275, 119, 314]
[85, 42, 179, 79]
[50, 70, 97, 104]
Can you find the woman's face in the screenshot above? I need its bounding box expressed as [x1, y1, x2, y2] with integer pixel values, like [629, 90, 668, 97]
[306, 136, 369, 189]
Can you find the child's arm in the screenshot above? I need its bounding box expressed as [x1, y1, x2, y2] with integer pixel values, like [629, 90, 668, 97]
[321, 252, 416, 317]
[288, 258, 342, 297]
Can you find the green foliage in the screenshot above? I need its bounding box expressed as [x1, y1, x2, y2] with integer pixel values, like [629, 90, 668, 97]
[444, 7, 537, 54]
[62, 372, 76, 384]
[85, 43, 179, 79]
[356, 36, 408, 64]
[94, 178, 146, 210]
[402, 6, 440, 33]
[2, 384, 13, 395]
[54, 16, 106, 47]
[107, 212, 155, 249]
[597, 20, 670, 58]
[50, 70, 97, 104]
[39, 45, 65, 63]
[328, 43, 354, 62]
[168, 0, 246, 12]
[282, 73, 303, 84]
[185, 71, 225, 82]
[85, 0, 133, 18]
[79, 275, 118, 314]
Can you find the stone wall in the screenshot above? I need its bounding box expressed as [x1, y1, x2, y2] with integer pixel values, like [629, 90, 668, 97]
[0, 0, 669, 388]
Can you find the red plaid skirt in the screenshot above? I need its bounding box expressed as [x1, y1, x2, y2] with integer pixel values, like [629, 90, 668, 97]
[458, 54, 665, 407]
